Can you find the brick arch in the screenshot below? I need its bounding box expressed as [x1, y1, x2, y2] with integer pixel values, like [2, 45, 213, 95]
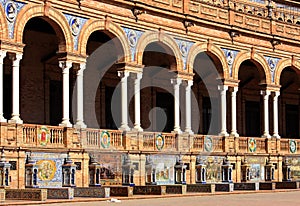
[0, 5, 8, 39]
[14, 4, 73, 53]
[274, 58, 300, 85]
[186, 42, 229, 78]
[232, 51, 271, 84]
[77, 19, 131, 62]
[135, 31, 183, 71]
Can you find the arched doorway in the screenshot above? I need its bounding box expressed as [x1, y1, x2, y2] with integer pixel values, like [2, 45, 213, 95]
[141, 42, 177, 132]
[84, 30, 124, 129]
[237, 60, 266, 137]
[21, 17, 68, 125]
[279, 67, 300, 138]
[191, 52, 223, 135]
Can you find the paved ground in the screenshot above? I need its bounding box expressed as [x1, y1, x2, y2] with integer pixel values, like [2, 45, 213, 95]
[26, 191, 300, 206]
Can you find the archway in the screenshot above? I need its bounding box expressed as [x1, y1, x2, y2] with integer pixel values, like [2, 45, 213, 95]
[191, 52, 224, 135]
[140, 41, 177, 132]
[279, 67, 300, 138]
[21, 17, 69, 125]
[84, 30, 124, 129]
[237, 60, 266, 137]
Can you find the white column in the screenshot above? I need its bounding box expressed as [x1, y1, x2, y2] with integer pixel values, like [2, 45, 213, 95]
[118, 71, 130, 131]
[218, 85, 229, 136]
[272, 91, 280, 139]
[9, 53, 23, 124]
[0, 51, 7, 122]
[230, 87, 239, 137]
[75, 63, 86, 128]
[171, 77, 182, 134]
[59, 61, 72, 127]
[132, 72, 143, 131]
[184, 80, 193, 134]
[261, 90, 271, 138]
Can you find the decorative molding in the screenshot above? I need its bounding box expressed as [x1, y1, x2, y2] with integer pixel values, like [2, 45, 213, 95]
[174, 38, 194, 70]
[64, 13, 88, 51]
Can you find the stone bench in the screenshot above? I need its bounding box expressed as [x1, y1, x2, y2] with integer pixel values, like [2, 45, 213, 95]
[234, 182, 259, 191]
[109, 186, 133, 197]
[133, 185, 166, 195]
[74, 187, 109, 198]
[47, 188, 74, 199]
[6, 189, 47, 201]
[165, 185, 186, 194]
[187, 184, 215, 193]
[259, 182, 276, 190]
[215, 183, 234, 192]
[276, 181, 299, 189]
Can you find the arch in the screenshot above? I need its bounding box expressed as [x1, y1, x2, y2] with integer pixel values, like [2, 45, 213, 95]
[274, 58, 300, 85]
[14, 4, 73, 53]
[78, 19, 131, 62]
[135, 31, 183, 71]
[186, 42, 230, 78]
[0, 5, 8, 39]
[232, 51, 271, 84]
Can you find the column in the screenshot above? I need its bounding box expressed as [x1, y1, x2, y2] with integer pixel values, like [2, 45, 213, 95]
[261, 90, 271, 138]
[132, 72, 143, 131]
[171, 77, 182, 134]
[75, 63, 86, 128]
[59, 61, 72, 127]
[218, 85, 229, 136]
[230, 87, 239, 137]
[272, 91, 280, 139]
[9, 53, 23, 124]
[0, 51, 6, 122]
[118, 71, 130, 131]
[184, 80, 193, 134]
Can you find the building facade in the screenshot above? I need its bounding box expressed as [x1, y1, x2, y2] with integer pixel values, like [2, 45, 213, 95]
[0, 0, 299, 188]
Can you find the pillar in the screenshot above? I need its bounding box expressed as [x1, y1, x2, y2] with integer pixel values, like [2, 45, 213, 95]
[171, 78, 182, 133]
[0, 51, 6, 122]
[230, 87, 239, 137]
[184, 80, 193, 134]
[132, 72, 143, 131]
[75, 63, 86, 128]
[59, 61, 72, 127]
[9, 53, 23, 124]
[218, 85, 229, 136]
[272, 91, 280, 139]
[118, 71, 130, 131]
[261, 90, 271, 138]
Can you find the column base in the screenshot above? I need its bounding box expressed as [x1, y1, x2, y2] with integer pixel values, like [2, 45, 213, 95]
[132, 125, 143, 132]
[184, 128, 194, 135]
[230, 131, 239, 137]
[119, 124, 130, 131]
[172, 127, 182, 134]
[59, 119, 72, 127]
[0, 116, 7, 123]
[272, 134, 280, 139]
[8, 116, 23, 124]
[219, 131, 229, 137]
[74, 121, 87, 129]
[261, 133, 271, 138]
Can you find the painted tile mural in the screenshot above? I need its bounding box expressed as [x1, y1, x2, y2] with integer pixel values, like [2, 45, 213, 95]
[286, 157, 300, 181]
[26, 152, 67, 188]
[246, 156, 265, 182]
[151, 155, 176, 185]
[201, 156, 223, 183]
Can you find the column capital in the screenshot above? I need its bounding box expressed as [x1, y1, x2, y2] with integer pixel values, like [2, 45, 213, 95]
[273, 90, 280, 98]
[231, 86, 238, 93]
[171, 77, 182, 86]
[76, 63, 86, 76]
[118, 70, 130, 79]
[131, 72, 143, 80]
[260, 90, 271, 96]
[183, 79, 193, 87]
[218, 85, 228, 91]
[0, 51, 6, 61]
[59, 61, 72, 73]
